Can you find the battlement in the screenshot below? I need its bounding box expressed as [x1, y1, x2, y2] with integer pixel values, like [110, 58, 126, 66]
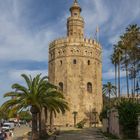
[49, 37, 101, 48]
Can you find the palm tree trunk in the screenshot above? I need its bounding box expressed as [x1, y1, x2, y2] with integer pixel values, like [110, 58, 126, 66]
[40, 108, 47, 137]
[134, 67, 136, 97]
[38, 111, 41, 138]
[118, 62, 121, 97]
[109, 91, 111, 108]
[125, 50, 129, 97]
[131, 79, 134, 97]
[126, 64, 129, 97]
[45, 108, 48, 123]
[30, 106, 39, 140]
[108, 90, 111, 133]
[133, 53, 136, 97]
[115, 63, 117, 97]
[50, 110, 53, 131]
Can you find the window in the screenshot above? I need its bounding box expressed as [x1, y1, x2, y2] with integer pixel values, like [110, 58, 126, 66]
[60, 60, 62, 65]
[73, 59, 77, 64]
[87, 82, 92, 93]
[50, 53, 53, 58]
[88, 60, 90, 65]
[59, 82, 63, 91]
[74, 13, 77, 16]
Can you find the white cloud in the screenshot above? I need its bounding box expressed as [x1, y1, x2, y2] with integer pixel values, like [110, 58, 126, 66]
[0, 1, 63, 62]
[108, 34, 120, 45]
[103, 69, 126, 80]
[81, 0, 110, 37]
[8, 69, 48, 82]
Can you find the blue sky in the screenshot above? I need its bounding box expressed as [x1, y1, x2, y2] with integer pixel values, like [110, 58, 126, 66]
[0, 0, 140, 104]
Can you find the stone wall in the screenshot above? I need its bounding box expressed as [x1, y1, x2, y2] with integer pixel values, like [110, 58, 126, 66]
[108, 108, 121, 138]
[103, 108, 140, 139]
[48, 37, 102, 126]
[138, 115, 140, 138]
[48, 0, 102, 126]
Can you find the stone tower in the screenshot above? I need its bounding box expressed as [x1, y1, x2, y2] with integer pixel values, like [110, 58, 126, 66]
[48, 0, 102, 126]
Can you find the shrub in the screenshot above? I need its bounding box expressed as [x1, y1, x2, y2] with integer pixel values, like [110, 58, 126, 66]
[76, 119, 86, 128]
[117, 99, 140, 138]
[99, 106, 109, 122]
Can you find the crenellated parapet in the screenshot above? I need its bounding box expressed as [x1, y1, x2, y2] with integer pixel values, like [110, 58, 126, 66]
[49, 37, 101, 49]
[49, 37, 102, 62]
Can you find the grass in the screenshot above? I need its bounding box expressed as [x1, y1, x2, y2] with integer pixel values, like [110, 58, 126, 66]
[102, 132, 119, 139]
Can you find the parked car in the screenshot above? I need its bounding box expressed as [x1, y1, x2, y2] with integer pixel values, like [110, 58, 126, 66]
[2, 123, 14, 131]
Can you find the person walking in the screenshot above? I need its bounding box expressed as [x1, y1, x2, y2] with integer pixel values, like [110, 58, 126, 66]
[8, 130, 14, 140]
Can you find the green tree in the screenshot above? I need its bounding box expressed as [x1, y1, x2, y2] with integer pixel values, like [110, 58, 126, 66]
[1, 74, 69, 140]
[1, 74, 48, 140]
[103, 82, 116, 108]
[46, 91, 69, 131]
[111, 24, 140, 98]
[19, 111, 32, 122]
[121, 24, 140, 97]
[111, 49, 118, 97]
[115, 44, 123, 97]
[116, 98, 140, 138]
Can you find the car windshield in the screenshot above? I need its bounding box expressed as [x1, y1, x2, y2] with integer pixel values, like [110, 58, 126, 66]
[3, 125, 10, 127]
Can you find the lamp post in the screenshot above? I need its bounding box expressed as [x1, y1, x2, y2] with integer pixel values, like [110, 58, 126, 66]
[92, 109, 97, 128]
[72, 111, 78, 127]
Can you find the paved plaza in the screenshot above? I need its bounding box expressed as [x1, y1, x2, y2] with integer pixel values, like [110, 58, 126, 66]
[6, 125, 106, 140]
[13, 125, 31, 140]
[49, 127, 106, 140]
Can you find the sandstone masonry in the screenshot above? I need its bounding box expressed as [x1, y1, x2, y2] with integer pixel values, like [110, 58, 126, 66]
[48, 0, 102, 126]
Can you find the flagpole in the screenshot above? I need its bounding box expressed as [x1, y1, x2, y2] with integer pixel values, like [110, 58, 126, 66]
[95, 26, 99, 42]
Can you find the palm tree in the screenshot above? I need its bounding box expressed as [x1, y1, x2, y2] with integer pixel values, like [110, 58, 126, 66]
[111, 50, 118, 97]
[119, 35, 130, 97]
[114, 44, 123, 97]
[40, 86, 69, 136]
[1, 74, 69, 140]
[103, 82, 117, 108]
[121, 24, 140, 97]
[111, 24, 140, 98]
[1, 74, 47, 139]
[126, 24, 140, 96]
[47, 91, 69, 131]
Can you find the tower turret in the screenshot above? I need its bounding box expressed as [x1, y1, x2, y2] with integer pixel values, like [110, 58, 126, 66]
[67, 0, 84, 38]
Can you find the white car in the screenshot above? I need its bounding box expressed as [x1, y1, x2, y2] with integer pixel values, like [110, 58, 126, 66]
[2, 123, 14, 131]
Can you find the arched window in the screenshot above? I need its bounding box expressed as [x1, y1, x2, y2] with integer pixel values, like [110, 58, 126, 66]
[60, 60, 62, 65]
[59, 82, 63, 91]
[87, 82, 92, 93]
[73, 59, 76, 64]
[58, 51, 60, 55]
[88, 60, 90, 65]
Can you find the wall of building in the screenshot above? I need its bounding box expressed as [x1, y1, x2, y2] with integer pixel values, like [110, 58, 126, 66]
[48, 37, 102, 126]
[48, 0, 102, 126]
